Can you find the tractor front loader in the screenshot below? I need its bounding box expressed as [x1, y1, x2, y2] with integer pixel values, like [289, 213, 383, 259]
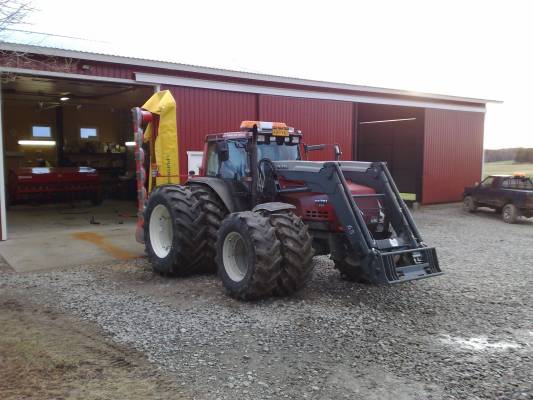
[132, 93, 442, 301]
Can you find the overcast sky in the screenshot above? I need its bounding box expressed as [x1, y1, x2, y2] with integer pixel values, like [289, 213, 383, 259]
[5, 0, 533, 149]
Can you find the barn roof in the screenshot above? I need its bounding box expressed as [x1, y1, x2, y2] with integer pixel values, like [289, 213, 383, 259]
[0, 41, 500, 108]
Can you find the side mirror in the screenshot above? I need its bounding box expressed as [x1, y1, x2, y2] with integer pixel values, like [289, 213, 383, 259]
[333, 144, 342, 161]
[216, 141, 229, 162]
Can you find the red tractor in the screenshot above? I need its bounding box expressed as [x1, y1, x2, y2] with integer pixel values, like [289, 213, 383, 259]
[133, 113, 441, 300]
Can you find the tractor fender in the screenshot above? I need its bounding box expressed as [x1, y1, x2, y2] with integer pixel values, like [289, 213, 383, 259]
[187, 177, 237, 212]
[252, 202, 296, 213]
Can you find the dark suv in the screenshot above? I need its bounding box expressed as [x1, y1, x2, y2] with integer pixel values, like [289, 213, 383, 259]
[463, 174, 533, 223]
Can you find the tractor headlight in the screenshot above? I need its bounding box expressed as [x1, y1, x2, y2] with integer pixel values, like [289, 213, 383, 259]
[292, 136, 299, 144]
[257, 134, 265, 142]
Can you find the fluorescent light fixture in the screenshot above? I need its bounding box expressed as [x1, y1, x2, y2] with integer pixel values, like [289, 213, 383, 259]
[125, 141, 136, 147]
[18, 140, 56, 146]
[359, 118, 416, 125]
[60, 96, 70, 101]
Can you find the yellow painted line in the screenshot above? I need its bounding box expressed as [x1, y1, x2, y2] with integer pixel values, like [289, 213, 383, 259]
[72, 232, 138, 260]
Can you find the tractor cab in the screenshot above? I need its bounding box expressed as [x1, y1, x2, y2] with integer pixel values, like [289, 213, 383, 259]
[199, 121, 302, 178]
[195, 121, 305, 209]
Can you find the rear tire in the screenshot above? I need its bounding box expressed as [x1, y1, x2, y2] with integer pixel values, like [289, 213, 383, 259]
[502, 203, 518, 224]
[189, 184, 228, 273]
[216, 211, 282, 300]
[144, 185, 206, 276]
[463, 196, 477, 213]
[268, 211, 314, 296]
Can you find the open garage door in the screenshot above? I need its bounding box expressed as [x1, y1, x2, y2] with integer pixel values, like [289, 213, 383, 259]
[0, 74, 153, 271]
[357, 104, 424, 202]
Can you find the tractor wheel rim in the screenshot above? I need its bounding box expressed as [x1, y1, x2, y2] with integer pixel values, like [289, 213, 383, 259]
[149, 204, 173, 258]
[222, 231, 248, 282]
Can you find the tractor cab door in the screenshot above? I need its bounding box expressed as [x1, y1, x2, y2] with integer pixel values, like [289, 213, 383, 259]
[205, 140, 251, 206]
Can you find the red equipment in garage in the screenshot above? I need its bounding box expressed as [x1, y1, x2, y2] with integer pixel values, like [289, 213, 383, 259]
[8, 167, 102, 206]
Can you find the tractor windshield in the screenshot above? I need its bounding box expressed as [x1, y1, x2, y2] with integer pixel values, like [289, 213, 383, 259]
[205, 138, 300, 180]
[257, 142, 300, 162]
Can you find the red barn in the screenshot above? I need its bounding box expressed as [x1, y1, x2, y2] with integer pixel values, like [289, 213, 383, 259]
[0, 42, 496, 240]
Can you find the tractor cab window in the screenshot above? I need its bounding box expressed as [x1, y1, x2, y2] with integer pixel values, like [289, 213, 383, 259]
[205, 142, 219, 176]
[220, 140, 247, 179]
[206, 139, 248, 179]
[257, 142, 300, 162]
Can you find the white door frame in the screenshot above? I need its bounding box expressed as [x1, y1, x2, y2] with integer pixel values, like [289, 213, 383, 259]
[0, 80, 6, 240]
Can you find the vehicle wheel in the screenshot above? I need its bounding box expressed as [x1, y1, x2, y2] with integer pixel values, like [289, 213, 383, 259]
[463, 196, 477, 213]
[216, 211, 282, 300]
[268, 211, 314, 296]
[332, 242, 371, 284]
[502, 203, 518, 224]
[144, 185, 206, 276]
[189, 184, 228, 273]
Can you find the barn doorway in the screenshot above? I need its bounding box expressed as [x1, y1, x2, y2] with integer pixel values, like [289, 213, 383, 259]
[356, 104, 425, 202]
[0, 74, 153, 270]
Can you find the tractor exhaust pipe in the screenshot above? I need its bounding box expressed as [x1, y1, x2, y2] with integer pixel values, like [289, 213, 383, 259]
[250, 124, 259, 207]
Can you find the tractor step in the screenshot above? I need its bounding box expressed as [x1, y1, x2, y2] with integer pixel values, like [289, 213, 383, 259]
[377, 247, 442, 284]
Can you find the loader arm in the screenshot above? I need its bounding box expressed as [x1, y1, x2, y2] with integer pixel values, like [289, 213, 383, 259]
[272, 160, 442, 284]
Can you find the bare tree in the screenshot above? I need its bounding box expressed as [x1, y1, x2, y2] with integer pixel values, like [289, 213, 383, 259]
[0, 1, 77, 82]
[0, 0, 32, 33]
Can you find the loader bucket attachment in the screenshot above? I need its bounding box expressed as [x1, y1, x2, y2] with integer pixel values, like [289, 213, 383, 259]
[364, 247, 442, 284]
[272, 160, 442, 284]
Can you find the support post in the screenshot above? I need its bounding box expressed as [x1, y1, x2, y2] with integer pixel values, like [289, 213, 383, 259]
[0, 81, 7, 240]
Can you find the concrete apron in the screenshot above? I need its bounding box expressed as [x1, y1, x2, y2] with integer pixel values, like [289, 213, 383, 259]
[0, 201, 144, 273]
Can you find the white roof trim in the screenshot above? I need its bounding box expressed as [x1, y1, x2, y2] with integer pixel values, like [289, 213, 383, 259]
[135, 72, 487, 113]
[0, 42, 500, 105]
[0, 65, 152, 85]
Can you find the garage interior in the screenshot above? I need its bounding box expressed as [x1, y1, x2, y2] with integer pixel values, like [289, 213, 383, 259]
[0, 75, 153, 270]
[357, 103, 425, 202]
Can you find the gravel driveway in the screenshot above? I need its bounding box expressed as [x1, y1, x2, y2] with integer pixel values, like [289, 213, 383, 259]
[1, 204, 532, 400]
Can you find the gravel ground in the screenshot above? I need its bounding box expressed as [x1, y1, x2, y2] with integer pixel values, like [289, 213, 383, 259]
[1, 204, 532, 400]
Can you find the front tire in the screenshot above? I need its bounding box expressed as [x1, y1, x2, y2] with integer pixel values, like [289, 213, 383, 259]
[463, 196, 477, 213]
[332, 241, 371, 283]
[502, 203, 518, 224]
[144, 185, 206, 276]
[216, 211, 282, 300]
[268, 211, 314, 296]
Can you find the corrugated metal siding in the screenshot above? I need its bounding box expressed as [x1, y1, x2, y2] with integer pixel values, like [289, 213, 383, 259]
[423, 109, 485, 204]
[259, 95, 353, 160]
[163, 85, 257, 177]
